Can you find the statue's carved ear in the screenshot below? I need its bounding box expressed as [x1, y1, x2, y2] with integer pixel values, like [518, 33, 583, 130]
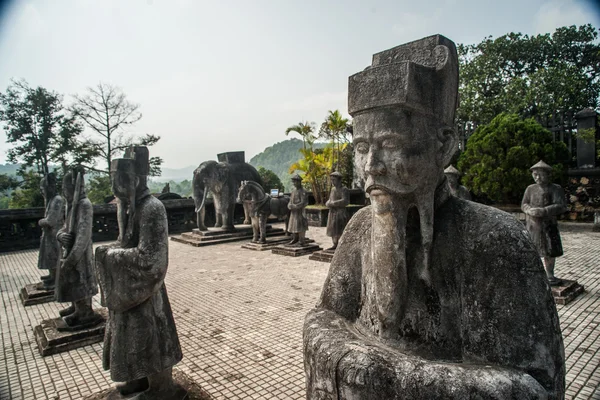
[438, 127, 458, 167]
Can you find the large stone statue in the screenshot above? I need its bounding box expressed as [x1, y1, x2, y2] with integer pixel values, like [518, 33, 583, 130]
[193, 156, 263, 232]
[55, 168, 102, 328]
[37, 173, 64, 290]
[325, 171, 349, 250]
[303, 35, 565, 399]
[444, 165, 472, 200]
[521, 160, 567, 286]
[95, 146, 185, 399]
[287, 174, 309, 246]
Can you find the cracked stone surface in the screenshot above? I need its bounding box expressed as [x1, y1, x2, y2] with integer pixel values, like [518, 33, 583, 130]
[1, 221, 599, 399]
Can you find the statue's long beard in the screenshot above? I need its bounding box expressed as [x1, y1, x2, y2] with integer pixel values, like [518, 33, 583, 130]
[371, 189, 435, 339]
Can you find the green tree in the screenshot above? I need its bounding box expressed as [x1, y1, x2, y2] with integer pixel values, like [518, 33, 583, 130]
[0, 80, 94, 175]
[86, 174, 113, 204]
[289, 145, 333, 205]
[257, 167, 284, 191]
[71, 83, 163, 176]
[319, 110, 350, 172]
[458, 113, 570, 203]
[9, 170, 44, 208]
[458, 24, 600, 126]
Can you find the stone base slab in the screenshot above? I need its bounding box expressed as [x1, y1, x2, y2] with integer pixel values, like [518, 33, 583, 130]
[551, 279, 585, 305]
[34, 308, 108, 356]
[20, 283, 55, 306]
[308, 249, 335, 263]
[271, 242, 322, 257]
[83, 369, 210, 400]
[171, 224, 285, 247]
[241, 236, 313, 251]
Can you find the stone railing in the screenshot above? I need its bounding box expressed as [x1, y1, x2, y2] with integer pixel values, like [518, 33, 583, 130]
[0, 198, 202, 253]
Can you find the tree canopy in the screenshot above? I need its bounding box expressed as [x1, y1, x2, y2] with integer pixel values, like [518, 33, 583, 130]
[458, 113, 570, 204]
[458, 24, 600, 127]
[257, 167, 284, 191]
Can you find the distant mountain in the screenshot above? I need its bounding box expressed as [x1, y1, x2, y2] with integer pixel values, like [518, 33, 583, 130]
[157, 165, 197, 182]
[0, 164, 22, 176]
[249, 138, 326, 192]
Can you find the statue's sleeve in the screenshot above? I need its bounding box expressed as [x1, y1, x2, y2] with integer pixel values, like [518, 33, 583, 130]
[463, 218, 565, 397]
[521, 185, 533, 213]
[545, 185, 567, 216]
[100, 200, 169, 312]
[63, 199, 93, 267]
[317, 208, 366, 320]
[47, 197, 64, 228]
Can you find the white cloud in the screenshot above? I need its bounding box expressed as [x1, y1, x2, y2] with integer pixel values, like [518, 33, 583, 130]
[533, 0, 595, 34]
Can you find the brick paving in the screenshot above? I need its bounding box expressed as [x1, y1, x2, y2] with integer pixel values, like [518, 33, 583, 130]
[0, 222, 599, 400]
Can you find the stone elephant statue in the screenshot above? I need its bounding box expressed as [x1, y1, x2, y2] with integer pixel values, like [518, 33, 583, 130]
[193, 160, 263, 232]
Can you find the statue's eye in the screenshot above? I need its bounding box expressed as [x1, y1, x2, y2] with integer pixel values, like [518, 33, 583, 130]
[382, 139, 397, 149]
[355, 142, 369, 154]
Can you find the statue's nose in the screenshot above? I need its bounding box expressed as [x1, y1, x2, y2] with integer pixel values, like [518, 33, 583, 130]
[365, 151, 387, 176]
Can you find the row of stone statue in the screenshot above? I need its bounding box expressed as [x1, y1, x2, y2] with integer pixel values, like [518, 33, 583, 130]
[32, 34, 569, 399]
[36, 147, 185, 399]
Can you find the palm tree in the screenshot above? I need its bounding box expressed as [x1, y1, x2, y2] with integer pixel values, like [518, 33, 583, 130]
[285, 121, 316, 152]
[320, 110, 349, 172]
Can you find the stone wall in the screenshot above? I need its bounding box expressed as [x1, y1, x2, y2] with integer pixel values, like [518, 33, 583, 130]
[0, 198, 200, 253]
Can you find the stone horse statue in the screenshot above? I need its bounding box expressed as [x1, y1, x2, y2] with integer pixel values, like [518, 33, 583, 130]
[237, 180, 290, 243]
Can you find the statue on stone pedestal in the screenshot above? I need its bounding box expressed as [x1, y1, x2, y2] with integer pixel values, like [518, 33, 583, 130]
[521, 160, 567, 286]
[287, 174, 309, 246]
[444, 165, 471, 200]
[303, 35, 565, 399]
[325, 171, 349, 250]
[95, 146, 185, 400]
[55, 168, 102, 328]
[37, 173, 64, 290]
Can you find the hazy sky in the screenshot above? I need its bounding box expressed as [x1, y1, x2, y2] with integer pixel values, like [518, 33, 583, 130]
[0, 0, 598, 170]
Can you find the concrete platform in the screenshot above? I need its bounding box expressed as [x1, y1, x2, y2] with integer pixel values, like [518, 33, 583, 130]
[20, 283, 55, 306]
[33, 308, 108, 356]
[551, 279, 585, 305]
[241, 236, 293, 251]
[171, 224, 285, 247]
[308, 249, 335, 263]
[271, 241, 322, 257]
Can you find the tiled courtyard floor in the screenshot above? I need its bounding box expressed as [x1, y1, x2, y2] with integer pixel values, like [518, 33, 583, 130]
[1, 222, 599, 400]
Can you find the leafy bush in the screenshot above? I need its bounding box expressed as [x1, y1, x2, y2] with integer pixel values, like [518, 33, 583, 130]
[257, 167, 284, 191]
[458, 113, 569, 204]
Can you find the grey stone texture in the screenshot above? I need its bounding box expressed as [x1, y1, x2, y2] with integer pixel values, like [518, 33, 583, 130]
[95, 146, 184, 399]
[444, 165, 472, 200]
[0, 222, 599, 399]
[37, 173, 64, 289]
[325, 172, 349, 250]
[287, 174, 309, 246]
[304, 35, 566, 399]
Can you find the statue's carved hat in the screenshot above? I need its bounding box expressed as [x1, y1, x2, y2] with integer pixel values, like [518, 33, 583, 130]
[348, 34, 458, 127]
[330, 171, 342, 178]
[111, 146, 150, 177]
[443, 165, 461, 175]
[291, 173, 303, 181]
[530, 160, 552, 171]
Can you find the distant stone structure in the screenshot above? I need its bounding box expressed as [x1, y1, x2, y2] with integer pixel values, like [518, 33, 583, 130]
[521, 160, 567, 285]
[444, 165, 471, 200]
[37, 173, 64, 290]
[303, 35, 565, 399]
[96, 146, 186, 399]
[325, 171, 349, 250]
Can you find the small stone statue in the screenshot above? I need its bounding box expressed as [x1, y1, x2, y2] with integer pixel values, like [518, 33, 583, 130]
[95, 146, 185, 400]
[521, 160, 567, 286]
[55, 168, 102, 328]
[161, 182, 170, 193]
[303, 35, 565, 399]
[37, 173, 64, 290]
[325, 171, 349, 250]
[444, 165, 471, 200]
[287, 174, 309, 246]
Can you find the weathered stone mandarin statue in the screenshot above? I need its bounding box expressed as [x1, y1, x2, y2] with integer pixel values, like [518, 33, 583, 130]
[521, 160, 567, 286]
[303, 35, 565, 399]
[444, 165, 471, 200]
[37, 173, 64, 290]
[55, 168, 102, 328]
[325, 171, 349, 250]
[287, 173, 309, 246]
[96, 146, 185, 400]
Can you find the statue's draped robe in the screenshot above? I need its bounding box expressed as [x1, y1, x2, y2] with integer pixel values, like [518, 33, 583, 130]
[96, 192, 182, 382]
[288, 187, 308, 233]
[304, 193, 565, 399]
[326, 186, 349, 237]
[521, 183, 566, 257]
[38, 194, 64, 271]
[55, 196, 97, 303]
